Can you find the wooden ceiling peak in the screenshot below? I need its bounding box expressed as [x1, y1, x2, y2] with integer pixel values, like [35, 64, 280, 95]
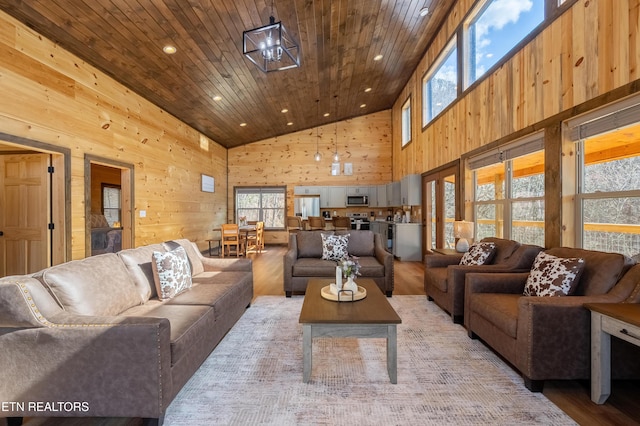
[0, 0, 455, 148]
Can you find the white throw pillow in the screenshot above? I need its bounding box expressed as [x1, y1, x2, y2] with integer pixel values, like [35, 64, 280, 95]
[321, 233, 349, 261]
[152, 246, 193, 300]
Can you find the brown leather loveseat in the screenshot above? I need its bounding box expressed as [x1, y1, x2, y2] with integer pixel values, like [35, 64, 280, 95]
[424, 237, 542, 323]
[464, 247, 640, 391]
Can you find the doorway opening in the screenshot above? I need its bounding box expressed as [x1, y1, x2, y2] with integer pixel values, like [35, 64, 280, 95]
[85, 155, 134, 257]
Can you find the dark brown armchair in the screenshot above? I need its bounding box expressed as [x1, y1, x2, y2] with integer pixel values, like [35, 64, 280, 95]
[464, 247, 640, 392]
[424, 237, 542, 323]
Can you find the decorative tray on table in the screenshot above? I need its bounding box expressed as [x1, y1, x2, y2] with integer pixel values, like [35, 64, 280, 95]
[320, 284, 367, 302]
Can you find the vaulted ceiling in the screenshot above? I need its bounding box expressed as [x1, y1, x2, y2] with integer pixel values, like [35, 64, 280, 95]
[0, 0, 455, 148]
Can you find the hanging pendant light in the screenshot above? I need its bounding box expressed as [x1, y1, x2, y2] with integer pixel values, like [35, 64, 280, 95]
[242, 0, 301, 72]
[314, 99, 322, 162]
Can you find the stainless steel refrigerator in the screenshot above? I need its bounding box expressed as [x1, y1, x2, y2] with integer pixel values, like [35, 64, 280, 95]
[294, 195, 320, 219]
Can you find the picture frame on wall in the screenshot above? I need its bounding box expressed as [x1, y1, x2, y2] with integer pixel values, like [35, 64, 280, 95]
[344, 163, 353, 175]
[331, 163, 340, 176]
[201, 174, 215, 192]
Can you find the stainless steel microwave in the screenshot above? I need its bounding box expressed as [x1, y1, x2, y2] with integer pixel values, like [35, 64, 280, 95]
[346, 195, 369, 206]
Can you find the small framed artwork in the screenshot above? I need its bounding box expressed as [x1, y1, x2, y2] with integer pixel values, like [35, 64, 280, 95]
[331, 162, 340, 176]
[344, 163, 353, 175]
[201, 174, 215, 192]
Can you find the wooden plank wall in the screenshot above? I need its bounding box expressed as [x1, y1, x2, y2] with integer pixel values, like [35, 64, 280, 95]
[0, 11, 228, 260]
[393, 0, 640, 176]
[392, 0, 640, 248]
[228, 111, 392, 244]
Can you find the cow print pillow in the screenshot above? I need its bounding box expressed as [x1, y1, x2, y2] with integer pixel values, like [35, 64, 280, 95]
[459, 242, 496, 266]
[152, 246, 193, 300]
[321, 233, 349, 261]
[524, 251, 585, 297]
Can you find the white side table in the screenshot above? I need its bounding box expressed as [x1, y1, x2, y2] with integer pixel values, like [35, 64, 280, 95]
[585, 303, 640, 404]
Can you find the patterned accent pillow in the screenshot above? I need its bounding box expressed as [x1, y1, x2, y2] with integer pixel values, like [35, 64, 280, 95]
[524, 251, 585, 297]
[152, 246, 193, 300]
[459, 242, 496, 266]
[321, 233, 350, 261]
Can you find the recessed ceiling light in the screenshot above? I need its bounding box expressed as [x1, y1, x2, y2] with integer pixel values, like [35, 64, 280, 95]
[324, 112, 330, 117]
[213, 95, 222, 101]
[364, 87, 372, 93]
[419, 7, 429, 17]
[240, 122, 247, 127]
[287, 122, 293, 126]
[163, 45, 177, 54]
[374, 54, 383, 61]
[281, 108, 288, 113]
[360, 104, 367, 108]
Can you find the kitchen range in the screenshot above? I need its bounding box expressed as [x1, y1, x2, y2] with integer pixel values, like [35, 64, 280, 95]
[347, 212, 370, 230]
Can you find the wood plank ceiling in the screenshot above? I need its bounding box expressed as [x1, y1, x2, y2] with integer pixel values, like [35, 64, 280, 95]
[0, 0, 454, 148]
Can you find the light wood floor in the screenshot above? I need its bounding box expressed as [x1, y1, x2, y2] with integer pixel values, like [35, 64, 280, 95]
[8, 245, 639, 426]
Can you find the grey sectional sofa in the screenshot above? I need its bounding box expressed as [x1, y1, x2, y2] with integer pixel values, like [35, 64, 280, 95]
[0, 239, 253, 425]
[284, 230, 394, 297]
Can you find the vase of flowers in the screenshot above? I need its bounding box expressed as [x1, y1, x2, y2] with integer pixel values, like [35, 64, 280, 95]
[340, 255, 361, 293]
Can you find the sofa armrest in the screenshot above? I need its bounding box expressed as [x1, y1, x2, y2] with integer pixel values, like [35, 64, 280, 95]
[447, 266, 530, 318]
[465, 271, 530, 295]
[425, 253, 464, 268]
[200, 257, 253, 272]
[516, 294, 627, 380]
[0, 314, 172, 418]
[283, 235, 299, 294]
[374, 234, 394, 294]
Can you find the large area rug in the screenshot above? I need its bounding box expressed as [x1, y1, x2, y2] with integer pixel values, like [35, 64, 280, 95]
[164, 296, 576, 425]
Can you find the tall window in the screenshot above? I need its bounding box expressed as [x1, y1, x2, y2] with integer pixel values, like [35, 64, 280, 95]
[470, 132, 545, 246]
[102, 184, 121, 227]
[569, 102, 640, 257]
[464, 0, 544, 88]
[401, 98, 411, 146]
[235, 187, 286, 229]
[423, 36, 457, 126]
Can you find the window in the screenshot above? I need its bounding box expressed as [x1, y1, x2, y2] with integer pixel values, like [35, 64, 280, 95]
[464, 0, 544, 88]
[401, 98, 411, 146]
[235, 187, 286, 229]
[102, 184, 121, 227]
[470, 132, 545, 246]
[423, 36, 457, 126]
[569, 102, 640, 257]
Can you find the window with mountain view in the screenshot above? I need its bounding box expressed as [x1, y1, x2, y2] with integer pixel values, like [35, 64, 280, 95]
[464, 0, 544, 88]
[422, 36, 457, 126]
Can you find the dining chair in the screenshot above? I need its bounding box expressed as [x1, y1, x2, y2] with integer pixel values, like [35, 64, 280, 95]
[245, 221, 265, 253]
[221, 223, 243, 257]
[307, 216, 325, 231]
[332, 216, 351, 230]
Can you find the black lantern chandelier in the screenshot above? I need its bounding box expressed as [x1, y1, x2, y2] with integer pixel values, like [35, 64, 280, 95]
[242, 2, 300, 73]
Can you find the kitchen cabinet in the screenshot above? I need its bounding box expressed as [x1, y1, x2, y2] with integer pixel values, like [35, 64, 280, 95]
[346, 185, 370, 196]
[320, 186, 346, 208]
[392, 223, 422, 261]
[294, 186, 321, 195]
[401, 174, 421, 205]
[376, 185, 388, 207]
[386, 181, 401, 206]
[368, 186, 378, 207]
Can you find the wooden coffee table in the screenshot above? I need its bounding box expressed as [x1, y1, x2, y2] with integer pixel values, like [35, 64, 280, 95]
[298, 278, 402, 383]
